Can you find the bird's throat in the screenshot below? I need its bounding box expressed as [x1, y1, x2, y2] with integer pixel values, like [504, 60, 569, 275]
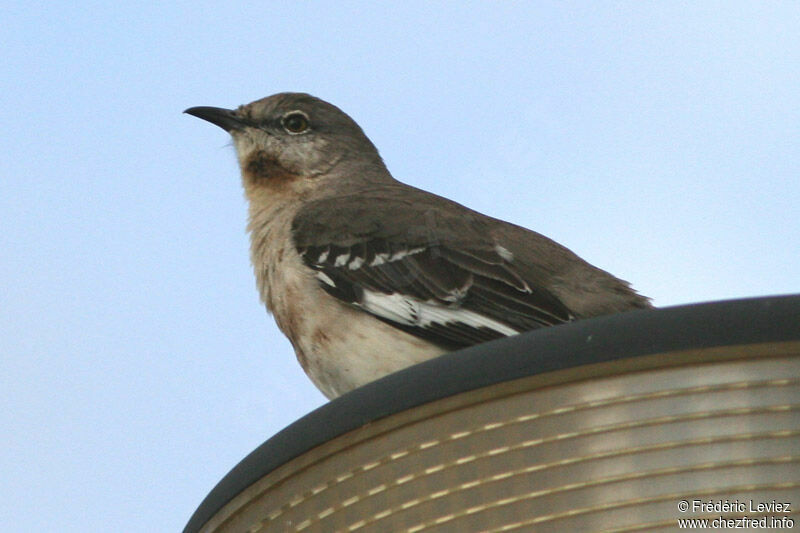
[242, 150, 302, 189]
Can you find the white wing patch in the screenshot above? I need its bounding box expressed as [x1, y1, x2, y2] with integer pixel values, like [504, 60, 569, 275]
[312, 246, 427, 268]
[370, 253, 389, 266]
[389, 246, 425, 261]
[360, 289, 520, 337]
[334, 252, 350, 267]
[316, 271, 336, 287]
[494, 244, 514, 262]
[347, 256, 365, 270]
[359, 290, 418, 325]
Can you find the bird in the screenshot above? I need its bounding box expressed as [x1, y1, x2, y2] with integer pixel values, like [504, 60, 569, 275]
[185, 93, 651, 399]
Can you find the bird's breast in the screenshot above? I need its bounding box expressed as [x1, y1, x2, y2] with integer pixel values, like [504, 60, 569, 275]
[246, 206, 446, 398]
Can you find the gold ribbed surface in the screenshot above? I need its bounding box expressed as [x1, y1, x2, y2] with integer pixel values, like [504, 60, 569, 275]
[202, 343, 800, 532]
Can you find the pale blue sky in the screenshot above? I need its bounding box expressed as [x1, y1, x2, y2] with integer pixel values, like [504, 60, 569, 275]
[2, 2, 798, 531]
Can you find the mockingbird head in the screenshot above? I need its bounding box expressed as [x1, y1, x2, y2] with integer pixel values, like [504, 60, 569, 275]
[185, 93, 389, 194]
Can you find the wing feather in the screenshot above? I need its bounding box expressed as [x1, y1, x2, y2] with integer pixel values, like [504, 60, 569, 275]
[293, 192, 574, 349]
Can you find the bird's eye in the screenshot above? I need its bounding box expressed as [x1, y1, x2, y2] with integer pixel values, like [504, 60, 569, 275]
[282, 111, 311, 134]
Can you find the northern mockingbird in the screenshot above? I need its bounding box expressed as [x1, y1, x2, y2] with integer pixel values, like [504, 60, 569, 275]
[185, 93, 651, 399]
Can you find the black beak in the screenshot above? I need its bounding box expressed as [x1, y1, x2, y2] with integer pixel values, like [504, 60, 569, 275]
[184, 106, 246, 132]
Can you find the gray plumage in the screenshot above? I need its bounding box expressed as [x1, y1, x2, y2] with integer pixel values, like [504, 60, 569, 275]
[185, 93, 651, 398]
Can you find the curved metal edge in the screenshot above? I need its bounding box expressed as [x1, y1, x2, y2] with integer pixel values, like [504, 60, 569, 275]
[183, 294, 800, 533]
